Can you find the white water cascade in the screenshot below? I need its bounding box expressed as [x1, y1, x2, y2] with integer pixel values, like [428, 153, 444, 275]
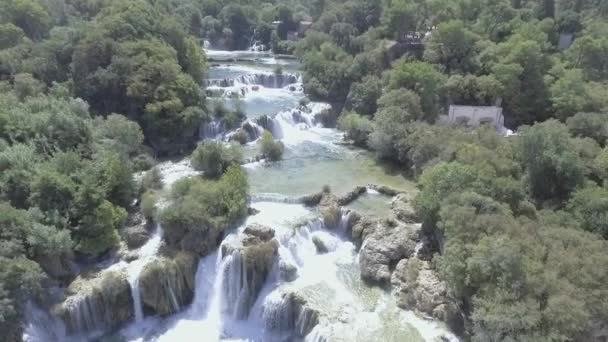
[127, 224, 164, 323]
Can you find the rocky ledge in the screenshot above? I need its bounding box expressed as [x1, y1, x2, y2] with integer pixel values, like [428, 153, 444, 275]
[139, 251, 198, 316]
[53, 269, 133, 334]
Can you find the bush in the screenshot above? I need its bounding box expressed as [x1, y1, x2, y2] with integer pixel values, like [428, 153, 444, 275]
[191, 142, 243, 178]
[259, 131, 284, 161]
[142, 167, 163, 191]
[141, 191, 158, 220]
[160, 165, 249, 253]
[338, 112, 372, 147]
[230, 130, 249, 145]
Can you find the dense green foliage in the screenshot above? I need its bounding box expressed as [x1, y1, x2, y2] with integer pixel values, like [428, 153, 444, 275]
[0, 82, 143, 338]
[297, 0, 608, 129]
[191, 141, 243, 178]
[160, 165, 249, 250]
[259, 130, 285, 161]
[0, 0, 218, 337]
[402, 122, 608, 340]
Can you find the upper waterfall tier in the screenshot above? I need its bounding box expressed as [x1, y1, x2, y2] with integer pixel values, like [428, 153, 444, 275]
[206, 72, 302, 89]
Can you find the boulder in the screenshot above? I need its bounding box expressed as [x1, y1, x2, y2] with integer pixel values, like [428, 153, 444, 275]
[255, 115, 274, 133]
[312, 235, 329, 254]
[359, 219, 420, 285]
[391, 193, 418, 223]
[391, 258, 463, 333]
[263, 291, 320, 337]
[368, 184, 401, 196]
[319, 193, 341, 229]
[219, 224, 279, 318]
[337, 186, 367, 206]
[139, 252, 197, 316]
[123, 225, 150, 249]
[299, 191, 324, 207]
[243, 223, 275, 240]
[279, 260, 298, 282]
[350, 215, 376, 244]
[54, 270, 133, 334]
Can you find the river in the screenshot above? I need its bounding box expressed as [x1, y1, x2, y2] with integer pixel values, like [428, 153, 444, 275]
[23, 48, 457, 342]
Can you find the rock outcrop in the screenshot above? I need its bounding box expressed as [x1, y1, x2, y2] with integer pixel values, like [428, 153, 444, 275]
[219, 224, 279, 319]
[263, 291, 320, 337]
[390, 193, 418, 223]
[358, 218, 420, 285]
[163, 218, 224, 257]
[54, 270, 133, 334]
[122, 212, 151, 249]
[337, 186, 367, 206]
[391, 258, 463, 333]
[139, 252, 197, 316]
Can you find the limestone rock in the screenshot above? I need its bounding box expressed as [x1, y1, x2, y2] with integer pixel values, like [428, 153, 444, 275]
[350, 215, 376, 243]
[279, 260, 298, 282]
[244, 223, 275, 240]
[391, 193, 418, 223]
[337, 186, 367, 206]
[391, 258, 462, 333]
[312, 235, 329, 254]
[263, 291, 320, 337]
[359, 219, 420, 285]
[54, 270, 133, 334]
[319, 193, 341, 229]
[139, 252, 197, 316]
[367, 184, 401, 196]
[123, 225, 150, 249]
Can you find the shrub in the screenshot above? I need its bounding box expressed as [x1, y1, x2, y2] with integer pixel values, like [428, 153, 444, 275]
[191, 142, 243, 178]
[142, 167, 163, 191]
[338, 112, 372, 147]
[259, 131, 284, 161]
[141, 191, 158, 220]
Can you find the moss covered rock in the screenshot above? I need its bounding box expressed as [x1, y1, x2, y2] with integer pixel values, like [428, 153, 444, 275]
[138, 252, 197, 316]
[54, 270, 133, 334]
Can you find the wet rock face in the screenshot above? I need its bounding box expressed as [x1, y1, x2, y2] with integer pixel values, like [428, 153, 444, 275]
[122, 212, 151, 249]
[163, 218, 224, 257]
[124, 225, 150, 249]
[337, 186, 367, 206]
[391, 258, 463, 333]
[139, 252, 197, 316]
[391, 193, 418, 223]
[358, 219, 420, 285]
[263, 291, 320, 337]
[319, 193, 341, 229]
[54, 270, 133, 334]
[220, 224, 279, 319]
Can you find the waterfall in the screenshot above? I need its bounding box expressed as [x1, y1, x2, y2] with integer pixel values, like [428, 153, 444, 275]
[206, 73, 301, 89]
[127, 224, 164, 323]
[234, 73, 300, 88]
[22, 303, 67, 342]
[200, 120, 226, 140]
[64, 294, 102, 333]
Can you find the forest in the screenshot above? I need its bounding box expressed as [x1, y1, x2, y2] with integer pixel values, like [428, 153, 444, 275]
[0, 0, 607, 341]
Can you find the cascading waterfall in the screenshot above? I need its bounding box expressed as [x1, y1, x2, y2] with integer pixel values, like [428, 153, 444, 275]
[126, 224, 164, 323]
[23, 303, 67, 342]
[200, 120, 226, 140]
[205, 72, 300, 89]
[64, 294, 102, 333]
